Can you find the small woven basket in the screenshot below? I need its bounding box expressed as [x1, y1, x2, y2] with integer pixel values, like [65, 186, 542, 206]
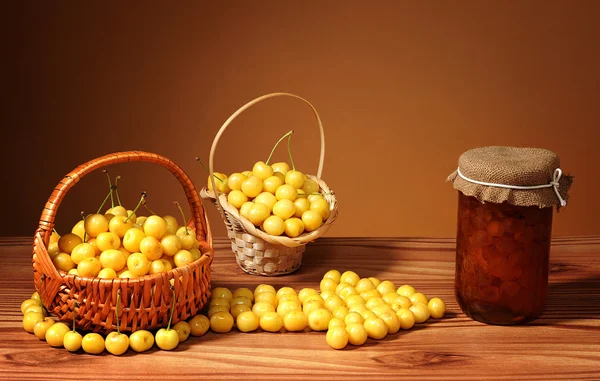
[200, 92, 338, 276]
[32, 151, 214, 334]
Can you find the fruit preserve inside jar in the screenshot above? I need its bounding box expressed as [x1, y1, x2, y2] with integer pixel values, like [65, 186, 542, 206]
[455, 192, 553, 325]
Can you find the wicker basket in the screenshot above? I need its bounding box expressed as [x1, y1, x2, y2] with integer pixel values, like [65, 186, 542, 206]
[32, 151, 214, 334]
[200, 92, 338, 276]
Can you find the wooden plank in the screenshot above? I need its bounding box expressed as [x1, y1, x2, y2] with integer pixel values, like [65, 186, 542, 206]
[0, 236, 599, 380]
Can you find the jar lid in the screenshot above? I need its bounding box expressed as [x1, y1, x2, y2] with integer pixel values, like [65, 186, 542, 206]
[447, 146, 573, 208]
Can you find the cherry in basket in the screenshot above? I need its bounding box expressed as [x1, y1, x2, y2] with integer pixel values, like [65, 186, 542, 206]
[32, 151, 214, 336]
[198, 129, 331, 238]
[50, 173, 202, 280]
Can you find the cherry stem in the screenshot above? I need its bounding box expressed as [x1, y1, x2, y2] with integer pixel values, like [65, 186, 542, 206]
[167, 285, 176, 331]
[80, 211, 87, 242]
[97, 185, 117, 214]
[38, 277, 46, 317]
[72, 301, 79, 331]
[174, 201, 189, 235]
[124, 192, 147, 222]
[116, 289, 121, 335]
[142, 200, 157, 216]
[266, 130, 294, 165]
[194, 157, 225, 183]
[297, 191, 327, 198]
[103, 170, 115, 208]
[287, 133, 296, 171]
[114, 176, 123, 207]
[52, 228, 59, 236]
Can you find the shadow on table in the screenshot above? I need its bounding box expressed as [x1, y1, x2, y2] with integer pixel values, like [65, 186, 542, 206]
[536, 272, 600, 324]
[297, 239, 443, 283]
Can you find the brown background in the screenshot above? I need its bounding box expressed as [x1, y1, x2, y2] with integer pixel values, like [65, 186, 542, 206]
[5, 1, 599, 239]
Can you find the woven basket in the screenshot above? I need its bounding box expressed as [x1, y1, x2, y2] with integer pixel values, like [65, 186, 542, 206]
[200, 92, 338, 276]
[32, 151, 214, 334]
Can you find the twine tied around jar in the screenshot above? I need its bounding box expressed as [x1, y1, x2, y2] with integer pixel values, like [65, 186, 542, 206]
[456, 167, 567, 207]
[447, 146, 573, 209]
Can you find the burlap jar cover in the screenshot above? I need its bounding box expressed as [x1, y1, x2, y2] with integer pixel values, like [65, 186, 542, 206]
[447, 146, 573, 208]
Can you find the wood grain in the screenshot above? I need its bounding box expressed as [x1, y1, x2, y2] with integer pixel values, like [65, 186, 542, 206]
[1, 236, 599, 380]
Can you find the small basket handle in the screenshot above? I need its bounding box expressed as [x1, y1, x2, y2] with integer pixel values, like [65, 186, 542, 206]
[208, 92, 326, 218]
[33, 151, 212, 307]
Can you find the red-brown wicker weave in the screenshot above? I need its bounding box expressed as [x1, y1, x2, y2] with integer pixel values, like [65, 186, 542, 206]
[32, 151, 214, 334]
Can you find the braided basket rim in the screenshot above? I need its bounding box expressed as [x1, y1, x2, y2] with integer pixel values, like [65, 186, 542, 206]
[200, 174, 338, 248]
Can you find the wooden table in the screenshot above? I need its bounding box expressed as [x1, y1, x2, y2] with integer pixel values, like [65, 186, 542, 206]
[1, 236, 599, 380]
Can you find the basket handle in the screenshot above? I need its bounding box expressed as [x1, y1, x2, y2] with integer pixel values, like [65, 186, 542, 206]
[33, 151, 212, 306]
[208, 92, 326, 217]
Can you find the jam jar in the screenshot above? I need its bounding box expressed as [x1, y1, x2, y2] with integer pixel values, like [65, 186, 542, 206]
[447, 146, 572, 325]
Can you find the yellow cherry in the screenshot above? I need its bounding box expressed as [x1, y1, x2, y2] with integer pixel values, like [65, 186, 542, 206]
[271, 162, 290, 175]
[174, 249, 194, 267]
[71, 220, 86, 241]
[253, 192, 277, 213]
[207, 172, 229, 193]
[84, 214, 109, 238]
[239, 201, 255, 219]
[47, 241, 60, 259]
[293, 197, 310, 218]
[275, 184, 298, 201]
[272, 199, 295, 220]
[23, 311, 44, 333]
[302, 210, 323, 232]
[122, 227, 146, 253]
[77, 257, 102, 277]
[227, 190, 248, 209]
[241, 176, 263, 198]
[108, 216, 133, 238]
[285, 170, 305, 189]
[143, 215, 168, 240]
[173, 202, 197, 250]
[162, 215, 179, 235]
[301, 178, 320, 195]
[99, 249, 127, 271]
[127, 253, 150, 276]
[140, 236, 164, 260]
[263, 175, 284, 194]
[70, 243, 96, 265]
[95, 231, 120, 251]
[49, 230, 60, 244]
[252, 161, 274, 181]
[246, 203, 270, 226]
[310, 197, 330, 220]
[53, 253, 75, 272]
[307, 194, 325, 204]
[110, 206, 128, 217]
[227, 173, 249, 191]
[149, 258, 172, 274]
[161, 234, 182, 256]
[98, 268, 118, 279]
[262, 215, 285, 236]
[58, 233, 82, 254]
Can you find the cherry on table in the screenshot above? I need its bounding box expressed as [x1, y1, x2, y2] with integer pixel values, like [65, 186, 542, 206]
[129, 330, 154, 352]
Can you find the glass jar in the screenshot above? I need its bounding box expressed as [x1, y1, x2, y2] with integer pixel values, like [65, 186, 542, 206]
[454, 192, 552, 324]
[447, 146, 572, 325]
